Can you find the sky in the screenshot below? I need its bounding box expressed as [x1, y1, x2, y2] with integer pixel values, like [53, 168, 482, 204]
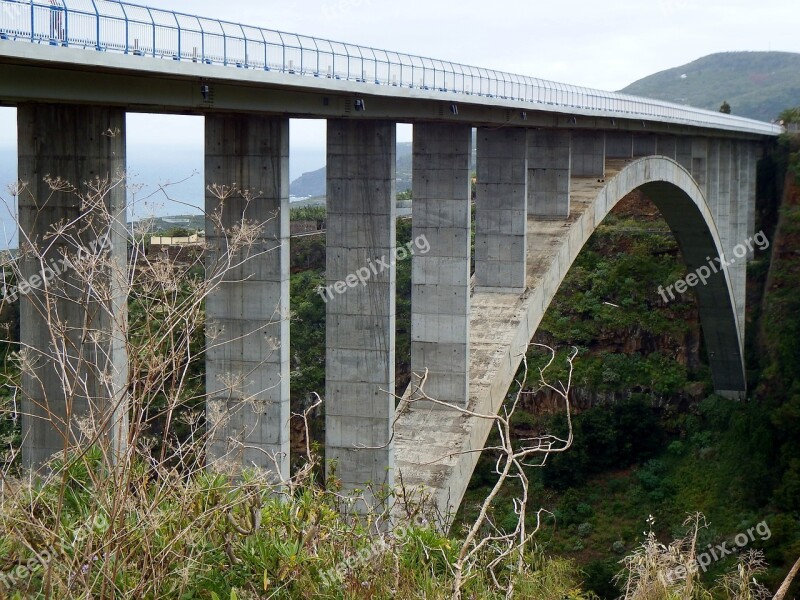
[0, 0, 798, 240]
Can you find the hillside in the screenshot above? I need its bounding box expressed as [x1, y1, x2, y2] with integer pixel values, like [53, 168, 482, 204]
[620, 51, 800, 122]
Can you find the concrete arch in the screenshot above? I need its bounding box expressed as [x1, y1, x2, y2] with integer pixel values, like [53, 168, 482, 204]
[395, 156, 747, 523]
[565, 156, 746, 394]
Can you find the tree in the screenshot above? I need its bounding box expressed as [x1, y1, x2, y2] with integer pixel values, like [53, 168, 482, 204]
[720, 101, 732, 114]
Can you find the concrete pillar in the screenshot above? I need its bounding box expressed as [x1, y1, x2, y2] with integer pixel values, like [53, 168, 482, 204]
[692, 138, 709, 198]
[729, 142, 746, 341]
[656, 135, 677, 160]
[707, 139, 722, 232]
[606, 132, 632, 158]
[411, 123, 472, 409]
[677, 137, 708, 198]
[325, 120, 396, 507]
[475, 128, 527, 293]
[205, 115, 290, 477]
[527, 129, 571, 218]
[18, 104, 128, 469]
[717, 139, 733, 260]
[744, 143, 757, 260]
[632, 134, 657, 157]
[571, 131, 605, 178]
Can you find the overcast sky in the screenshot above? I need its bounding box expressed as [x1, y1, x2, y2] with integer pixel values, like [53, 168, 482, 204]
[1, 0, 798, 157]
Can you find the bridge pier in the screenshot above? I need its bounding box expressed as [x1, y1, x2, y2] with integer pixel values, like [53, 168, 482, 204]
[410, 123, 472, 408]
[606, 132, 633, 158]
[325, 119, 396, 509]
[204, 114, 290, 477]
[527, 129, 571, 218]
[572, 131, 606, 178]
[633, 134, 657, 158]
[18, 103, 128, 469]
[475, 128, 528, 293]
[656, 135, 677, 160]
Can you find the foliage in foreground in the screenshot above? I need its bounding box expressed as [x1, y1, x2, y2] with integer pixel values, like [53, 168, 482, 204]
[0, 446, 592, 599]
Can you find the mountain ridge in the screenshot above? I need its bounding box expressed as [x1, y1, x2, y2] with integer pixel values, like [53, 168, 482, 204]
[620, 51, 800, 122]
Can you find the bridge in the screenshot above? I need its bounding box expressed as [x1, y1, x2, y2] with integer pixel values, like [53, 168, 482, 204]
[0, 0, 781, 521]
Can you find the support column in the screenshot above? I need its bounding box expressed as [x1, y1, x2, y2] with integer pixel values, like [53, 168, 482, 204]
[717, 139, 733, 259]
[606, 132, 633, 159]
[527, 129, 571, 218]
[475, 128, 527, 293]
[677, 137, 709, 198]
[571, 131, 605, 178]
[18, 104, 128, 469]
[743, 143, 758, 260]
[656, 135, 677, 160]
[632, 134, 657, 157]
[707, 139, 722, 233]
[411, 123, 472, 408]
[729, 142, 746, 342]
[205, 115, 290, 478]
[325, 120, 396, 507]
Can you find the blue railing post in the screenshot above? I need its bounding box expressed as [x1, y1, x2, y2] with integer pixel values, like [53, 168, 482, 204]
[120, 2, 129, 53]
[89, 0, 99, 50]
[173, 12, 180, 59]
[145, 7, 154, 57]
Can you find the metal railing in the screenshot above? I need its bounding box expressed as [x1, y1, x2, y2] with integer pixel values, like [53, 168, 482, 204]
[0, 0, 782, 136]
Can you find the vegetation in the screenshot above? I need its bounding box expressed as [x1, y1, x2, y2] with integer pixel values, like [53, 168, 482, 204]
[621, 51, 800, 121]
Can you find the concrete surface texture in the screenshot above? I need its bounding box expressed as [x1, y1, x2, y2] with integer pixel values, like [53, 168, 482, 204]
[325, 119, 397, 512]
[394, 155, 747, 525]
[17, 103, 129, 469]
[204, 114, 291, 477]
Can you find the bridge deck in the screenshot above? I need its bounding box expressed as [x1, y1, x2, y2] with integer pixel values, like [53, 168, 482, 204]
[394, 160, 630, 524]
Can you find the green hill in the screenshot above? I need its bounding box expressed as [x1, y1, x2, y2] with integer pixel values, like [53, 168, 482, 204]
[620, 51, 800, 122]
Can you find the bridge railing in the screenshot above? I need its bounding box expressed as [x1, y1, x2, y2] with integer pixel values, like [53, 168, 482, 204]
[0, 0, 781, 135]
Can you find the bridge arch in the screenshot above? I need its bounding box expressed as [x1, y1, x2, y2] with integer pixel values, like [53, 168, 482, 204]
[394, 155, 748, 521]
[547, 156, 746, 395]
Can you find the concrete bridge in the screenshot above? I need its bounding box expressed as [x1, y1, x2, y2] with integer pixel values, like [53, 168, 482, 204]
[0, 0, 780, 519]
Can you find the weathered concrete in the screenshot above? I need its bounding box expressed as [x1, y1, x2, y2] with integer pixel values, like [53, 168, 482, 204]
[572, 131, 605, 178]
[411, 123, 472, 409]
[475, 128, 528, 292]
[325, 120, 396, 509]
[656, 135, 677, 159]
[606, 132, 632, 158]
[205, 115, 290, 477]
[527, 129, 571, 218]
[743, 142, 757, 260]
[18, 103, 128, 469]
[633, 134, 657, 157]
[677, 137, 708, 197]
[394, 157, 745, 524]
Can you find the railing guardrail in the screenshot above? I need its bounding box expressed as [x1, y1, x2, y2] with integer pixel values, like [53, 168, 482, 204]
[0, 0, 782, 136]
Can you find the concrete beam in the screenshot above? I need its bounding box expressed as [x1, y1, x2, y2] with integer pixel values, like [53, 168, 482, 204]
[325, 119, 396, 511]
[411, 123, 472, 408]
[571, 131, 605, 178]
[18, 103, 128, 469]
[475, 127, 527, 292]
[205, 114, 290, 478]
[527, 129, 571, 218]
